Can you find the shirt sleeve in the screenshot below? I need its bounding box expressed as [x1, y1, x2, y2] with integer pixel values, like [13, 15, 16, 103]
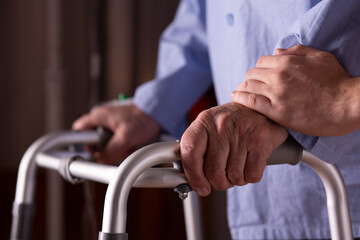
[276, 0, 360, 163]
[133, 0, 213, 138]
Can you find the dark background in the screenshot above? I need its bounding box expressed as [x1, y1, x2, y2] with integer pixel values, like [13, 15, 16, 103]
[0, 1, 230, 239]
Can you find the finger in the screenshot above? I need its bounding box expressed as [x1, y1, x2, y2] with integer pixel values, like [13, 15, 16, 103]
[231, 91, 272, 116]
[72, 114, 95, 130]
[226, 140, 247, 186]
[204, 133, 233, 191]
[72, 111, 111, 130]
[275, 44, 319, 57]
[245, 68, 274, 84]
[243, 150, 267, 183]
[255, 56, 285, 68]
[180, 121, 211, 196]
[237, 79, 270, 96]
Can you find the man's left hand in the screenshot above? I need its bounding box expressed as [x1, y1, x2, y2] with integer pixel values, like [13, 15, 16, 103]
[180, 103, 288, 196]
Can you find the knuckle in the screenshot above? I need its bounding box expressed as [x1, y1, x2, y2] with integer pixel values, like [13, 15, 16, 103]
[247, 93, 257, 108]
[180, 141, 197, 160]
[280, 55, 296, 65]
[216, 113, 233, 131]
[256, 56, 266, 66]
[205, 168, 228, 190]
[185, 172, 203, 188]
[318, 51, 333, 60]
[294, 44, 305, 52]
[246, 68, 256, 79]
[242, 80, 249, 90]
[227, 170, 245, 186]
[271, 69, 288, 81]
[244, 170, 263, 183]
[197, 109, 212, 124]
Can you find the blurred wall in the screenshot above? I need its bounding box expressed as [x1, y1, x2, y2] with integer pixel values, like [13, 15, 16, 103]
[0, 0, 230, 239]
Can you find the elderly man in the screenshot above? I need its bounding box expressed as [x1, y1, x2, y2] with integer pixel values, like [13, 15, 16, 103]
[74, 0, 360, 239]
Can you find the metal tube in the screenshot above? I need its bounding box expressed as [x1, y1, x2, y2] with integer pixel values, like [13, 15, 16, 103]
[101, 141, 181, 233]
[36, 153, 62, 170]
[68, 159, 188, 187]
[100, 139, 303, 234]
[301, 151, 353, 240]
[14, 131, 101, 204]
[36, 152, 187, 187]
[183, 192, 203, 240]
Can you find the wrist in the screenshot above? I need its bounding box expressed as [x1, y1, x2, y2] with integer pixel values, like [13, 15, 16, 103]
[343, 76, 360, 133]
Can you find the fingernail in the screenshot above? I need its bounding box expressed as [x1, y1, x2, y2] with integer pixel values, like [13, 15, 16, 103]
[276, 48, 286, 51]
[197, 187, 209, 196]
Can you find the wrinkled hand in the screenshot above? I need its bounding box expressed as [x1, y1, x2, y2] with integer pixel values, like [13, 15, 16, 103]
[73, 104, 161, 164]
[231, 45, 357, 136]
[180, 103, 288, 196]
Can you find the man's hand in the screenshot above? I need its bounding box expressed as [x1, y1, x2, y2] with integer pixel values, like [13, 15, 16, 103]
[180, 103, 288, 196]
[73, 104, 161, 164]
[231, 45, 358, 137]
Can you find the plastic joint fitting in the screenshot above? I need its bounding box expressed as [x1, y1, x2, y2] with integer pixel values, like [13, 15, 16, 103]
[58, 155, 84, 184]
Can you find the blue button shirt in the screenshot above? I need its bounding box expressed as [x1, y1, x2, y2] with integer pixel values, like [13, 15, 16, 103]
[134, 0, 360, 238]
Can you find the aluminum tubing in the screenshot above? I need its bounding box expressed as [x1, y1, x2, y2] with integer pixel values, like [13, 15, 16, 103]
[266, 136, 303, 166]
[69, 160, 187, 187]
[14, 131, 101, 204]
[101, 141, 181, 234]
[301, 151, 353, 240]
[37, 152, 187, 187]
[183, 192, 203, 240]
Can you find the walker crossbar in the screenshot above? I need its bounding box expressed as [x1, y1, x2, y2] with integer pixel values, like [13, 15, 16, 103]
[11, 131, 353, 240]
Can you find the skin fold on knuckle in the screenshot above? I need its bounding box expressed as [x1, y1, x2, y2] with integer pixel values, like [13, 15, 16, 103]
[205, 168, 229, 190]
[293, 44, 305, 53]
[241, 80, 249, 90]
[244, 170, 263, 183]
[245, 93, 258, 109]
[270, 69, 288, 83]
[180, 138, 197, 161]
[244, 154, 266, 183]
[184, 169, 205, 190]
[227, 170, 245, 186]
[245, 68, 257, 80]
[280, 55, 297, 66]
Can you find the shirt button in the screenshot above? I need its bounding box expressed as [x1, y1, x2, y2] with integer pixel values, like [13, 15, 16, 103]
[226, 13, 234, 26]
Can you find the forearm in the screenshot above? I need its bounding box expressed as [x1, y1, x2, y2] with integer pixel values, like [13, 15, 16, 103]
[134, 0, 212, 138]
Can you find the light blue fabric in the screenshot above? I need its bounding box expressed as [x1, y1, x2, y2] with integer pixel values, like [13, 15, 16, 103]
[134, 0, 360, 239]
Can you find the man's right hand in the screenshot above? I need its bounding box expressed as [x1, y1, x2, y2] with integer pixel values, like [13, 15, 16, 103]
[72, 104, 162, 164]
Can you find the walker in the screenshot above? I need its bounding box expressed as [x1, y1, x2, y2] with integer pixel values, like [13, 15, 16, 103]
[10, 128, 354, 240]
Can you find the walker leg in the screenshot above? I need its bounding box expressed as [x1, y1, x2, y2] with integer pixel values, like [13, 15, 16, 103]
[183, 191, 203, 240]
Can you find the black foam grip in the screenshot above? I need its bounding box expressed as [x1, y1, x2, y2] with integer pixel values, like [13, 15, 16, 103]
[266, 136, 303, 166]
[98, 232, 128, 240]
[10, 202, 34, 240]
[96, 126, 114, 150]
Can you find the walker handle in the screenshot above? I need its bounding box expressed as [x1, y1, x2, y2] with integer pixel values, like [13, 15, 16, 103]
[266, 136, 303, 166]
[92, 126, 113, 150]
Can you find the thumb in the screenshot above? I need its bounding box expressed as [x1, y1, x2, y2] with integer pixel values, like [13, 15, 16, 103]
[275, 44, 318, 56]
